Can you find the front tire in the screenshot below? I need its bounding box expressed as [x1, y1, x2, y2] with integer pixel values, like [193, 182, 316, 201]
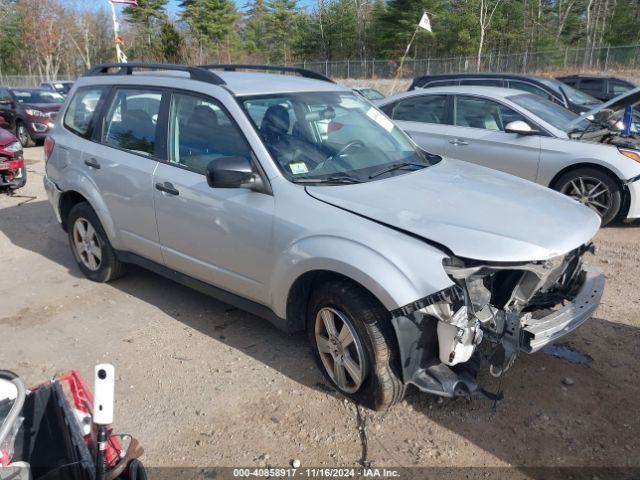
[555, 167, 622, 226]
[307, 279, 404, 410]
[16, 121, 34, 148]
[67, 202, 125, 282]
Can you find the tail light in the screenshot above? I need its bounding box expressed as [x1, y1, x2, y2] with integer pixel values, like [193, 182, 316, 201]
[44, 136, 55, 163]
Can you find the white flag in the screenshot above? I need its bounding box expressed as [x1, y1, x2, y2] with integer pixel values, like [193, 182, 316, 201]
[418, 12, 432, 32]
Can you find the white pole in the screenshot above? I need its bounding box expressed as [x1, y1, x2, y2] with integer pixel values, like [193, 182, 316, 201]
[109, 1, 125, 63]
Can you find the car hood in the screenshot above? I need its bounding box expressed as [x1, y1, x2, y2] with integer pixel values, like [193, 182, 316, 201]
[568, 86, 640, 128]
[0, 127, 17, 146]
[305, 159, 600, 262]
[22, 103, 61, 113]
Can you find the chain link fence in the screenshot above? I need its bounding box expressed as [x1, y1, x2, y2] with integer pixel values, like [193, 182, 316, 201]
[295, 44, 640, 79]
[2, 44, 639, 85]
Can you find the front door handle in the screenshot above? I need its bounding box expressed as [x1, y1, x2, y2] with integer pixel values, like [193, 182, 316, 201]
[84, 158, 101, 169]
[155, 182, 180, 196]
[449, 138, 469, 146]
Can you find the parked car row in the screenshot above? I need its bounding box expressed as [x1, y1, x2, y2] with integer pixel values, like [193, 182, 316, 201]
[43, 63, 614, 410]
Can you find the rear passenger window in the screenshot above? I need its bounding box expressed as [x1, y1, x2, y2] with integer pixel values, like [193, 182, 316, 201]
[391, 95, 447, 124]
[168, 92, 251, 175]
[63, 87, 106, 137]
[101, 88, 162, 156]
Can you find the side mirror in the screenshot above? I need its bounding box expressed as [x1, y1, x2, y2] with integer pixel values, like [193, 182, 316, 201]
[206, 156, 264, 191]
[504, 120, 538, 135]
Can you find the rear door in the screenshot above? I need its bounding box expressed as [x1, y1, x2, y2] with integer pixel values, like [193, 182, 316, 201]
[443, 94, 541, 180]
[153, 90, 275, 304]
[88, 86, 165, 263]
[381, 94, 449, 155]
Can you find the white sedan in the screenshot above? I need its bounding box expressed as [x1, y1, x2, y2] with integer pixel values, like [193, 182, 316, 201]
[376, 86, 640, 225]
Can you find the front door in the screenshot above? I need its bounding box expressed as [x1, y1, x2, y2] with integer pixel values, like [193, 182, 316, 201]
[153, 91, 275, 304]
[443, 95, 541, 181]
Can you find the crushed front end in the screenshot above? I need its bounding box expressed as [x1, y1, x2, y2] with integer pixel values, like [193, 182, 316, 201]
[0, 142, 25, 189]
[390, 244, 605, 398]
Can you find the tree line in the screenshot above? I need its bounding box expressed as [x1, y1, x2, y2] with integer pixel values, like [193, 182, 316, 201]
[0, 0, 638, 78]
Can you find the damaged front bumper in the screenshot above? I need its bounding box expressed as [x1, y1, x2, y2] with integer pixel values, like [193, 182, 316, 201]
[390, 248, 605, 399]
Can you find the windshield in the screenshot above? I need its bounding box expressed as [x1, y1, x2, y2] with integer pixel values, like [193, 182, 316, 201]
[13, 89, 64, 104]
[560, 84, 599, 105]
[241, 92, 434, 183]
[509, 93, 587, 132]
[538, 78, 598, 106]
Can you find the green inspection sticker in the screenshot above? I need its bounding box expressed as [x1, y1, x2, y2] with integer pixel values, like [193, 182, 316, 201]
[289, 162, 309, 174]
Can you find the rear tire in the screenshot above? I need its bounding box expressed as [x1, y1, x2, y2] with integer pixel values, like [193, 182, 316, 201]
[67, 202, 125, 282]
[307, 279, 405, 410]
[554, 167, 622, 226]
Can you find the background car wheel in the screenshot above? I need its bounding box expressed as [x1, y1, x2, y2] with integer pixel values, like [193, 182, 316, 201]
[307, 279, 405, 410]
[16, 121, 34, 147]
[67, 202, 125, 282]
[555, 167, 622, 226]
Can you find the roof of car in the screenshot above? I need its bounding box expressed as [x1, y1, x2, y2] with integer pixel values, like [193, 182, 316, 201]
[380, 85, 528, 103]
[216, 71, 348, 95]
[78, 68, 349, 96]
[413, 72, 551, 82]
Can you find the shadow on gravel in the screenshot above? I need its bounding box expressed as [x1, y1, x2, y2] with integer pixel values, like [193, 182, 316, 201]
[2, 200, 639, 476]
[0, 199, 84, 278]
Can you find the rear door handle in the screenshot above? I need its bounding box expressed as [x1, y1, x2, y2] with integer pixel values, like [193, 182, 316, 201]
[155, 182, 179, 196]
[84, 158, 101, 169]
[449, 139, 469, 146]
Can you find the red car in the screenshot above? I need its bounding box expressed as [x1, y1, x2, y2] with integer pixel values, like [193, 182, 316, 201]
[0, 124, 26, 189]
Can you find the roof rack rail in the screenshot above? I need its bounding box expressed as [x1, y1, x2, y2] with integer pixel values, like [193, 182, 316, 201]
[84, 63, 226, 86]
[199, 64, 335, 84]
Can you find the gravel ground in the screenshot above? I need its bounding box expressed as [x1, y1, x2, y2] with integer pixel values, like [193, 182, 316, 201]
[1, 147, 639, 474]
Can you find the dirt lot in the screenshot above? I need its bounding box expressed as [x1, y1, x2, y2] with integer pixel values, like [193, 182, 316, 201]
[1, 147, 639, 474]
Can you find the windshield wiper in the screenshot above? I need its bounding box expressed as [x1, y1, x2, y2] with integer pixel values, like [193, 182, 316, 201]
[368, 162, 425, 179]
[291, 175, 362, 184]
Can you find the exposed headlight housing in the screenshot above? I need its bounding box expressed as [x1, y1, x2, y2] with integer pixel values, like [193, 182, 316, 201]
[3, 141, 22, 153]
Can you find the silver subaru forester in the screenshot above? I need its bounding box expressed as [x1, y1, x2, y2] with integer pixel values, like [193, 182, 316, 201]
[44, 64, 604, 409]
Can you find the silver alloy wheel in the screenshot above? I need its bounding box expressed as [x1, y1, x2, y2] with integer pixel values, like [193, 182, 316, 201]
[17, 124, 28, 146]
[560, 176, 612, 217]
[72, 217, 102, 271]
[315, 307, 367, 394]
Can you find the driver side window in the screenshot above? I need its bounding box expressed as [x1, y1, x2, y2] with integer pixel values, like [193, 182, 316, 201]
[168, 92, 252, 175]
[454, 96, 528, 131]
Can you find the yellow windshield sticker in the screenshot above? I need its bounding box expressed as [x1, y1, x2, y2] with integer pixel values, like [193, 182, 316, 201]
[289, 162, 309, 175]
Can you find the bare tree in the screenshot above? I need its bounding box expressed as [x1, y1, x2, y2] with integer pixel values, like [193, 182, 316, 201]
[476, 0, 504, 70]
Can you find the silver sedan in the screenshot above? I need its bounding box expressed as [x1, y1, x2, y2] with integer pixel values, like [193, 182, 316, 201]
[376, 86, 640, 225]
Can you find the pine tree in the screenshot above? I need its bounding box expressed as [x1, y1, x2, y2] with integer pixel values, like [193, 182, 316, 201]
[264, 0, 300, 64]
[157, 21, 183, 63]
[180, 0, 238, 55]
[244, 0, 268, 57]
[122, 0, 167, 50]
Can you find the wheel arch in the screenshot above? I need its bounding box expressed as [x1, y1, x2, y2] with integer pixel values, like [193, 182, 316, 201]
[549, 162, 624, 191]
[56, 186, 119, 246]
[285, 270, 389, 333]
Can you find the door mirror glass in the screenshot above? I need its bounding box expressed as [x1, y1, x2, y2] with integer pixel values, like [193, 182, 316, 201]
[504, 120, 538, 135]
[206, 156, 262, 190]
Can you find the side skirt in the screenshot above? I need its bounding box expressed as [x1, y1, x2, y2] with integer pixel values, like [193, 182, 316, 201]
[115, 250, 289, 332]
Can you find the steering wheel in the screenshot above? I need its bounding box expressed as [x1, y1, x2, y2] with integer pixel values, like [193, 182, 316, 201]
[335, 140, 365, 158]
